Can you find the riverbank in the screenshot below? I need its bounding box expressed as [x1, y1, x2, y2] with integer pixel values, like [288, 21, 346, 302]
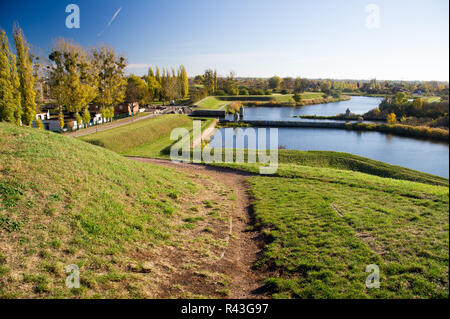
[242, 95, 351, 107]
[218, 120, 449, 142]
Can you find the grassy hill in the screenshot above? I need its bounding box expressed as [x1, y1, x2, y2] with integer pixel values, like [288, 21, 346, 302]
[0, 123, 232, 298]
[2, 121, 448, 299]
[79, 115, 214, 158]
[212, 161, 449, 298]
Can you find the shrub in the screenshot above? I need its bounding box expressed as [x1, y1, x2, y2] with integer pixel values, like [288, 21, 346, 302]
[213, 89, 226, 96]
[387, 113, 397, 124]
[239, 88, 249, 95]
[293, 93, 302, 103]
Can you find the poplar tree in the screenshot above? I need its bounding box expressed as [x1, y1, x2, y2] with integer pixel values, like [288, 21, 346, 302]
[179, 65, 189, 98]
[0, 30, 15, 123]
[148, 66, 154, 77]
[13, 23, 36, 126]
[10, 53, 22, 125]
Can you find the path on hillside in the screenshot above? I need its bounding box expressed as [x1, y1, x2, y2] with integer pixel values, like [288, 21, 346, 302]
[66, 113, 159, 138]
[128, 157, 266, 299]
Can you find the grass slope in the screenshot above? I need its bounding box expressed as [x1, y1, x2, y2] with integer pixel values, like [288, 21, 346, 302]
[214, 162, 449, 298]
[79, 115, 193, 154]
[0, 123, 231, 298]
[277, 150, 448, 186]
[80, 115, 214, 158]
[196, 97, 229, 110]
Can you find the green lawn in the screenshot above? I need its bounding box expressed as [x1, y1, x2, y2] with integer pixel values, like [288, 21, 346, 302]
[196, 93, 326, 109]
[211, 161, 449, 298]
[195, 97, 229, 110]
[423, 96, 441, 103]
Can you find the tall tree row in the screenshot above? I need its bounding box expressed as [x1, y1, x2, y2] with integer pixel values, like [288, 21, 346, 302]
[0, 30, 17, 123]
[143, 65, 189, 102]
[13, 23, 36, 126]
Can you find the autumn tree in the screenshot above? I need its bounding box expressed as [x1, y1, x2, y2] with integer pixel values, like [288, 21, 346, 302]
[92, 46, 127, 114]
[13, 23, 36, 126]
[268, 76, 282, 90]
[320, 80, 332, 96]
[294, 77, 309, 93]
[126, 75, 150, 105]
[179, 65, 189, 98]
[387, 113, 397, 124]
[282, 77, 294, 91]
[203, 69, 215, 95]
[48, 38, 97, 121]
[0, 30, 16, 123]
[223, 71, 238, 95]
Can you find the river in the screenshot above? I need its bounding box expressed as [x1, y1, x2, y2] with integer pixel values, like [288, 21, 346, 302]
[210, 96, 449, 178]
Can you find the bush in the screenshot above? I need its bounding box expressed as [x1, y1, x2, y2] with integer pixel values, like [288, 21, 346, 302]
[293, 93, 302, 103]
[239, 88, 249, 95]
[213, 89, 226, 96]
[265, 90, 272, 95]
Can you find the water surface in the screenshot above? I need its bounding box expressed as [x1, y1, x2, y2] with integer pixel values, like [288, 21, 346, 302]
[209, 127, 449, 178]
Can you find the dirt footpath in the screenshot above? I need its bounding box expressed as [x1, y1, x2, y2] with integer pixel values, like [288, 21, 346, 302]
[129, 157, 266, 298]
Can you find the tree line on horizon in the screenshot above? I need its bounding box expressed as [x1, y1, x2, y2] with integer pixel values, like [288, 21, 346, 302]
[192, 73, 449, 99]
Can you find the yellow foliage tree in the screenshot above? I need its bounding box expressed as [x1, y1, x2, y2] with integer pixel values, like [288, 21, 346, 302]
[387, 113, 397, 124]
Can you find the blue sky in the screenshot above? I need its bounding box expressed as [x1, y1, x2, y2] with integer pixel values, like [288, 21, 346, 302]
[0, 0, 448, 81]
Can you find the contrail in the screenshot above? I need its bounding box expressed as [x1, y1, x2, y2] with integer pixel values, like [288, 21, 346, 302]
[98, 6, 122, 36]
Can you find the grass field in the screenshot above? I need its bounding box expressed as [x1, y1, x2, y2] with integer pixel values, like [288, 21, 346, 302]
[0, 122, 236, 298]
[423, 96, 441, 103]
[2, 116, 448, 299]
[195, 97, 230, 110]
[211, 161, 449, 298]
[196, 92, 326, 109]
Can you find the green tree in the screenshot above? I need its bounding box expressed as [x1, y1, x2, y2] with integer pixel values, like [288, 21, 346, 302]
[35, 118, 44, 129]
[293, 93, 303, 103]
[394, 92, 407, 104]
[412, 97, 423, 114]
[0, 30, 16, 123]
[294, 77, 308, 93]
[126, 74, 150, 105]
[13, 23, 36, 126]
[320, 80, 332, 96]
[224, 71, 238, 95]
[268, 76, 282, 90]
[202, 69, 215, 95]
